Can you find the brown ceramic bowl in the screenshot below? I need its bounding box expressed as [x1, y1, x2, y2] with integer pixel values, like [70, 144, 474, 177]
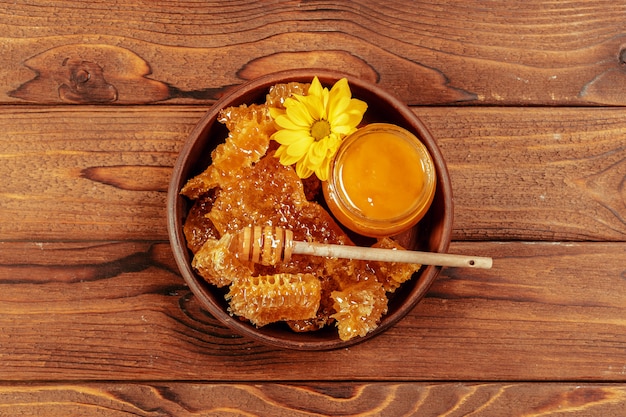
[167, 69, 453, 350]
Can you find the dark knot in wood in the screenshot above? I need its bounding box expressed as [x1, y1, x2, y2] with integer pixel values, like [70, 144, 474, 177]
[74, 69, 91, 84]
[59, 58, 118, 103]
[10, 44, 174, 104]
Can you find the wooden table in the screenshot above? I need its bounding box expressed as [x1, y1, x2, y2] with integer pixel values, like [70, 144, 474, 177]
[1, 1, 625, 415]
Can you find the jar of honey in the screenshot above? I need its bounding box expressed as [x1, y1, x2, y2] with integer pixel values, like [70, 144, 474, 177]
[323, 123, 436, 238]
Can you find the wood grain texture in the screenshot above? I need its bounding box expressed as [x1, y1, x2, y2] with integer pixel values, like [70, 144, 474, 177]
[0, 382, 625, 416]
[0, 240, 624, 381]
[1, 0, 626, 410]
[422, 107, 626, 241]
[1, 0, 625, 105]
[1, 106, 624, 242]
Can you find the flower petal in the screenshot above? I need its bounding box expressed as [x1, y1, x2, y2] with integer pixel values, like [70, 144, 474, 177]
[315, 157, 332, 181]
[284, 100, 314, 127]
[275, 113, 307, 131]
[329, 78, 350, 98]
[272, 128, 311, 145]
[327, 78, 352, 119]
[329, 95, 351, 121]
[333, 99, 368, 132]
[295, 94, 324, 121]
[330, 113, 350, 131]
[286, 136, 314, 157]
[269, 106, 285, 120]
[321, 88, 330, 118]
[326, 134, 343, 153]
[306, 140, 327, 166]
[308, 76, 323, 98]
[278, 150, 302, 166]
[346, 98, 368, 121]
[295, 161, 314, 179]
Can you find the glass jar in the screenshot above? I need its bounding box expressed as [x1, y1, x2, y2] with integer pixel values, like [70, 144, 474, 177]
[323, 123, 436, 238]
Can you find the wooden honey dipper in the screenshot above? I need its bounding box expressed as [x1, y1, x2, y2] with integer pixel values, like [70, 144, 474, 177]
[229, 226, 493, 269]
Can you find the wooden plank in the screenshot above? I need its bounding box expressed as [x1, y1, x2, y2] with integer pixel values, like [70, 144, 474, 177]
[0, 240, 624, 381]
[0, 106, 624, 242]
[1, 1, 625, 105]
[0, 106, 197, 241]
[421, 107, 626, 241]
[0, 382, 625, 416]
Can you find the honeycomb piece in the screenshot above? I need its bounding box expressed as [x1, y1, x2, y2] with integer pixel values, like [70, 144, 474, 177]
[331, 280, 388, 341]
[207, 152, 351, 247]
[181, 103, 275, 199]
[287, 274, 338, 332]
[266, 82, 310, 108]
[372, 238, 422, 292]
[192, 233, 253, 288]
[323, 256, 378, 288]
[183, 192, 220, 254]
[227, 273, 321, 327]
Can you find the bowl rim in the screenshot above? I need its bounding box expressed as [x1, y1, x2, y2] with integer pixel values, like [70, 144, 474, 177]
[167, 68, 453, 350]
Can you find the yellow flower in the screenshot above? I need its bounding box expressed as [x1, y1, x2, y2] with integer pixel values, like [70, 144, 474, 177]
[269, 77, 367, 181]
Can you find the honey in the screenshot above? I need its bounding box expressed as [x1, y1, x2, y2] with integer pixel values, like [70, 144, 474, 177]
[323, 123, 436, 238]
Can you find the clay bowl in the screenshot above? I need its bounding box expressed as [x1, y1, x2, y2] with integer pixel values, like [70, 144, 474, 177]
[167, 69, 453, 350]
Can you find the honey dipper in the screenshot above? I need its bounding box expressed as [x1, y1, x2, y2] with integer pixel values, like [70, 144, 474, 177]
[230, 226, 493, 269]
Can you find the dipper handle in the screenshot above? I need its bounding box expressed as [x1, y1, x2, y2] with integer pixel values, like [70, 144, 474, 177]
[230, 226, 492, 269]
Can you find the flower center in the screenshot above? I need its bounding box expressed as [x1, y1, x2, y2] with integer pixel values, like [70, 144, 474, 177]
[310, 119, 331, 141]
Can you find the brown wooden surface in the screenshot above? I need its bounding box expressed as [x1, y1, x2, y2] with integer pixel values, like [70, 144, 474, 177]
[1, 383, 625, 416]
[0, 240, 625, 382]
[2, 1, 626, 106]
[1, 106, 624, 242]
[1, 0, 625, 415]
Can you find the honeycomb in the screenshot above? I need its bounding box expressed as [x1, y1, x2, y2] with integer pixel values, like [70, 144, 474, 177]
[182, 82, 421, 341]
[207, 153, 350, 246]
[266, 82, 309, 108]
[192, 232, 252, 289]
[227, 273, 321, 327]
[181, 103, 274, 199]
[372, 238, 423, 292]
[331, 279, 388, 341]
[183, 191, 220, 253]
